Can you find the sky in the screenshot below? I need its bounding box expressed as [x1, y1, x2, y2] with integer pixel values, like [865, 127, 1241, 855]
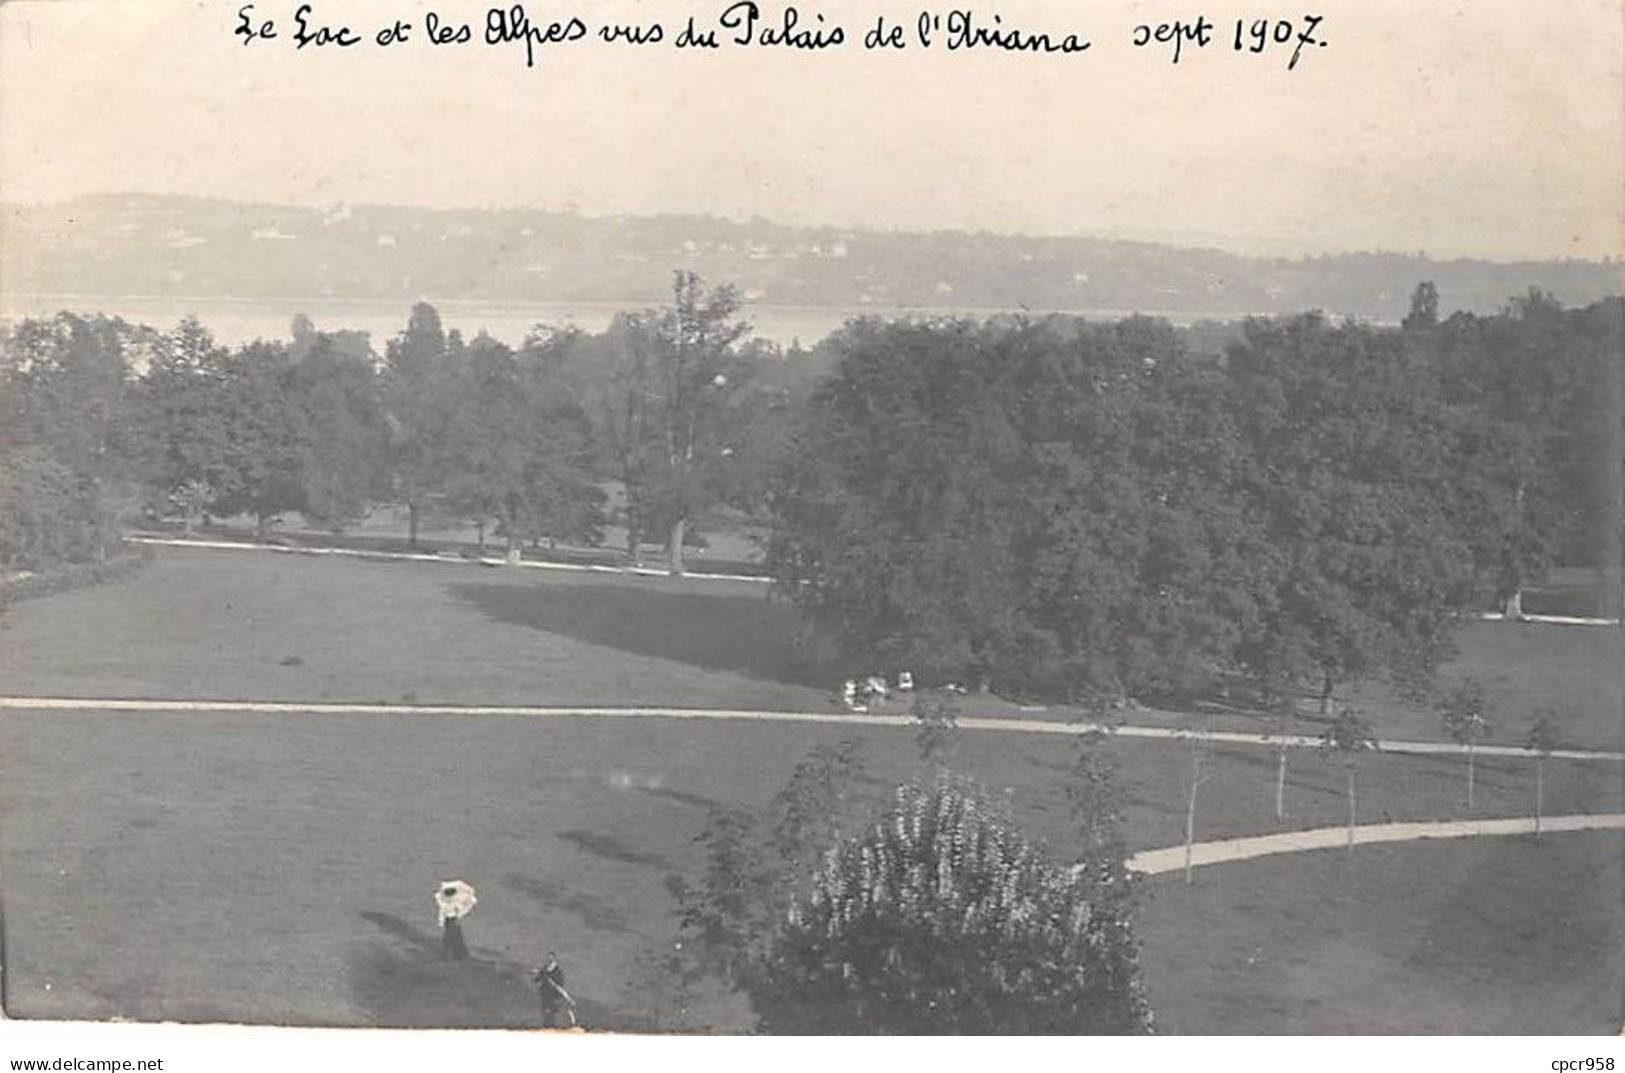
[0, 0, 1621, 261]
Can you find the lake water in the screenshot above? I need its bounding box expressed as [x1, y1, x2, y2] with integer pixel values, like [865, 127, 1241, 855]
[0, 293, 1240, 350]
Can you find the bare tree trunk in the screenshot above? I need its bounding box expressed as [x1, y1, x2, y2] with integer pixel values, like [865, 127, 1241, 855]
[625, 515, 642, 567]
[1184, 743, 1205, 885]
[1318, 669, 1334, 716]
[1503, 587, 1524, 621]
[1345, 768, 1357, 853]
[1466, 742, 1476, 810]
[1275, 746, 1287, 821]
[668, 517, 686, 577]
[1183, 778, 1199, 885]
[1534, 758, 1544, 837]
[407, 502, 419, 549]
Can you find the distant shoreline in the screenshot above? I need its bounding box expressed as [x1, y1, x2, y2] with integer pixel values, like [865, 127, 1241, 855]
[0, 293, 1282, 347]
[0, 290, 1269, 318]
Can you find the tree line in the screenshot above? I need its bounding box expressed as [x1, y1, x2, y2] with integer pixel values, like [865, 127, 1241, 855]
[0, 272, 802, 576]
[2, 278, 1619, 709]
[767, 287, 1622, 710]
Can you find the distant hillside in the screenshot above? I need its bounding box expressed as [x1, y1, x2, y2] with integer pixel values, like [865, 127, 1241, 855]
[3, 194, 1618, 320]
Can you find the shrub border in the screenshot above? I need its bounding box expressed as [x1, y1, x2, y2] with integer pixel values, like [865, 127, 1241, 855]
[0, 545, 155, 609]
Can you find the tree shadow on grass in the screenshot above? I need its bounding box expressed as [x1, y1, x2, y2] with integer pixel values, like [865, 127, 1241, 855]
[349, 910, 535, 1027]
[357, 910, 438, 953]
[556, 829, 670, 870]
[446, 580, 837, 689]
[636, 784, 727, 811]
[1218, 747, 1347, 802]
[349, 910, 647, 1030]
[1398, 832, 1625, 1032]
[501, 874, 635, 935]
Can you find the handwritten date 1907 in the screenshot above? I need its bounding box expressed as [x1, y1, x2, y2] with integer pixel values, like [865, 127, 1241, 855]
[1235, 15, 1326, 69]
[1132, 13, 1326, 69]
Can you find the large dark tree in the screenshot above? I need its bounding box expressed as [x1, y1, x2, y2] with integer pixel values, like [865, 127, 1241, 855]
[1558, 298, 1623, 620]
[439, 332, 606, 556]
[131, 317, 233, 531]
[769, 318, 1029, 689]
[514, 327, 607, 549]
[1426, 292, 1588, 619]
[1225, 313, 1474, 710]
[210, 342, 307, 539]
[769, 316, 1254, 702]
[439, 334, 532, 551]
[582, 273, 755, 573]
[0, 312, 139, 488]
[1017, 318, 1261, 702]
[0, 313, 141, 565]
[382, 302, 453, 546]
[286, 340, 390, 533]
[650, 271, 755, 574]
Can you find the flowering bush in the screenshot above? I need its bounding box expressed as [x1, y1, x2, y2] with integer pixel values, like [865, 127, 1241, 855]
[748, 773, 1153, 1034]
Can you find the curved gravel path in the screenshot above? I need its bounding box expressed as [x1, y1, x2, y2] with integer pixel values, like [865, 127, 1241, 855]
[1125, 813, 1625, 875]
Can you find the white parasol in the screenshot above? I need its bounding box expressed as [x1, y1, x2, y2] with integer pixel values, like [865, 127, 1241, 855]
[434, 879, 477, 924]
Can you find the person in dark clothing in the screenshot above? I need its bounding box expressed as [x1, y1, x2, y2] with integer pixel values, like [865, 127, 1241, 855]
[441, 914, 469, 961]
[533, 952, 577, 1028]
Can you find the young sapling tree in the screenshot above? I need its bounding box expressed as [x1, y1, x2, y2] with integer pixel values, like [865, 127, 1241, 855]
[1525, 711, 1563, 837]
[1262, 694, 1301, 822]
[1439, 679, 1493, 810]
[1181, 717, 1216, 884]
[912, 689, 960, 769]
[1318, 708, 1380, 853]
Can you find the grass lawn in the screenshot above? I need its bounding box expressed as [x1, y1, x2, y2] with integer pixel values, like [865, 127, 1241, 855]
[1, 545, 1621, 749]
[1142, 831, 1624, 1034]
[0, 546, 832, 712]
[1344, 620, 1625, 752]
[0, 546, 1620, 1031]
[0, 707, 1618, 1030]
